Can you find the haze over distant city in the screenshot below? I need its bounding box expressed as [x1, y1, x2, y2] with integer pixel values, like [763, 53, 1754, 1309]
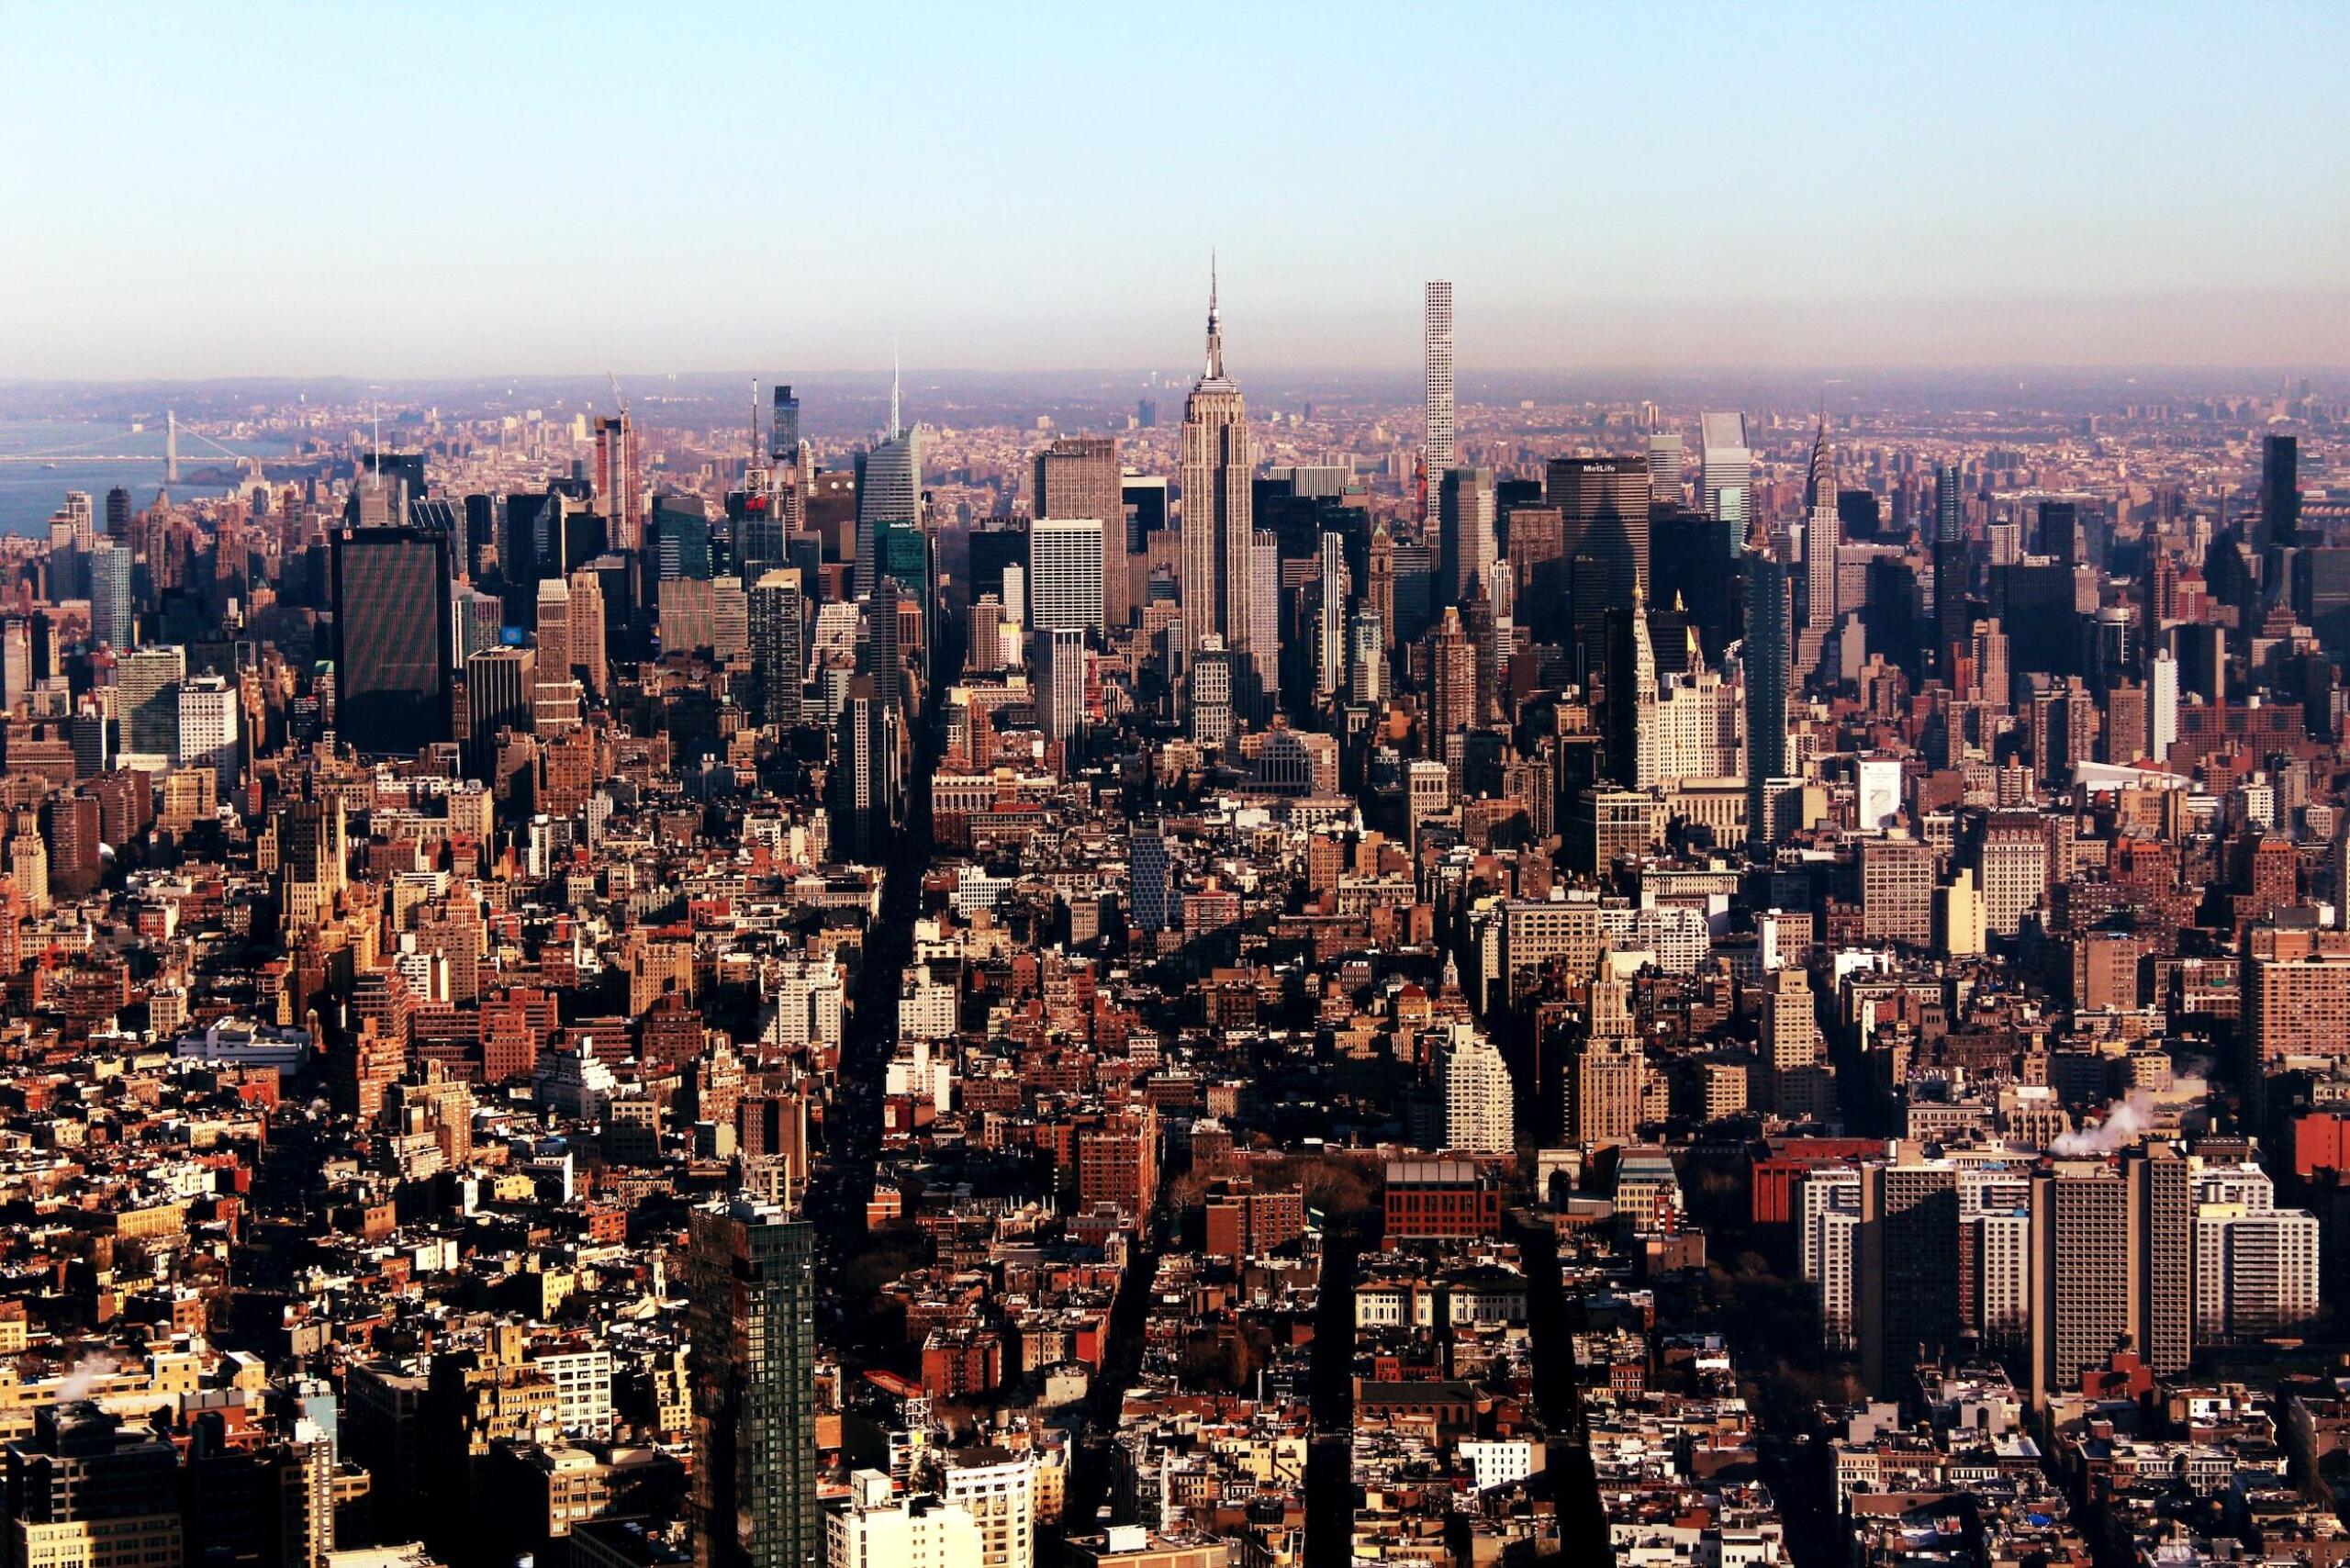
[5, 0, 2347, 379]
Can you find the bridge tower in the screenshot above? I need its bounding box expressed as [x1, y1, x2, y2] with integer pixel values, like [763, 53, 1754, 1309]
[166, 411, 179, 483]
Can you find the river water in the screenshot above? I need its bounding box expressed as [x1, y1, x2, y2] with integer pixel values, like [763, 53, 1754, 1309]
[0, 420, 297, 536]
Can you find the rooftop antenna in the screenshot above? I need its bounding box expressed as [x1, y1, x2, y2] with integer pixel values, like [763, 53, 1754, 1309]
[890, 342, 902, 440]
[749, 378, 762, 468]
[1204, 250, 1225, 380]
[371, 406, 383, 492]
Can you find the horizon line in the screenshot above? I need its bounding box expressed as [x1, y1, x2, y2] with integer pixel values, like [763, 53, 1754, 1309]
[4, 361, 2346, 390]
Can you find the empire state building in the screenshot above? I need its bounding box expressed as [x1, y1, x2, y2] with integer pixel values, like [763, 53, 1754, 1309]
[1180, 264, 1256, 708]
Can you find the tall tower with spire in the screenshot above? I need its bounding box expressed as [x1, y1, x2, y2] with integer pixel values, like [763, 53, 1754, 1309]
[1179, 259, 1258, 714]
[854, 351, 921, 599]
[1609, 577, 1657, 786]
[1802, 415, 1841, 678]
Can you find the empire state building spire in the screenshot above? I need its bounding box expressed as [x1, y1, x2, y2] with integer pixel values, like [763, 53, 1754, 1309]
[1180, 262, 1257, 721]
[1204, 253, 1224, 380]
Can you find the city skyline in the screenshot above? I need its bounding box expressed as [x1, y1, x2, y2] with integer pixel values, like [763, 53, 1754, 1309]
[3, 9, 2350, 1568]
[6, 3, 2347, 378]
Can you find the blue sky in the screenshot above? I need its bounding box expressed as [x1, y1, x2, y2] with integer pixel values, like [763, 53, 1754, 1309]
[4, 0, 2345, 376]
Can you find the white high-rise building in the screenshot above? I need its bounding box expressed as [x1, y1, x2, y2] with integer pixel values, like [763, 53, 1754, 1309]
[1960, 1170, 2033, 1343]
[60, 491, 95, 549]
[899, 966, 959, 1041]
[1315, 531, 1347, 700]
[1700, 411, 1751, 525]
[1439, 1023, 1515, 1154]
[1, 618, 30, 711]
[529, 1347, 616, 1437]
[1026, 518, 1105, 633]
[937, 1449, 1035, 1568]
[2150, 648, 2179, 763]
[118, 645, 187, 759]
[1855, 755, 1904, 831]
[7, 832, 49, 913]
[1800, 1168, 1862, 1349]
[1348, 610, 1387, 705]
[1638, 669, 1742, 787]
[770, 955, 846, 1049]
[2192, 1159, 2320, 1340]
[177, 675, 240, 788]
[827, 1472, 981, 1568]
[1647, 417, 1684, 506]
[1034, 626, 1086, 745]
[1424, 280, 1455, 500]
[89, 542, 133, 650]
[1249, 530, 1278, 705]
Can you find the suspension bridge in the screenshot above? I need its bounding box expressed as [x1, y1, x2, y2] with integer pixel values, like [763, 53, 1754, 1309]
[0, 412, 269, 478]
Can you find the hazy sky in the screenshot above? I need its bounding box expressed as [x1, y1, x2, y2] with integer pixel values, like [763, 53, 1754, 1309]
[5, 0, 2346, 379]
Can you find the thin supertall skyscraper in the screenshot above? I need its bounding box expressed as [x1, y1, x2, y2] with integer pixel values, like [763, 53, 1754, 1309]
[1744, 536, 1792, 849]
[1180, 262, 1258, 712]
[1424, 280, 1455, 513]
[1933, 464, 1965, 680]
[594, 410, 642, 550]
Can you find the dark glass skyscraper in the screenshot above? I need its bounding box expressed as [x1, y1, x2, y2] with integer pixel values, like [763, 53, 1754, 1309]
[655, 496, 714, 582]
[2039, 500, 2080, 567]
[830, 678, 903, 864]
[503, 491, 562, 628]
[748, 569, 806, 727]
[1546, 457, 1651, 601]
[867, 577, 907, 712]
[1931, 465, 1965, 680]
[332, 522, 453, 756]
[687, 1199, 819, 1568]
[770, 385, 800, 465]
[462, 493, 497, 578]
[1992, 561, 2081, 679]
[856, 370, 921, 602]
[1437, 466, 1496, 605]
[2263, 433, 2300, 554]
[968, 526, 1025, 609]
[1651, 508, 1738, 665]
[1743, 544, 1791, 848]
[1548, 455, 1651, 678]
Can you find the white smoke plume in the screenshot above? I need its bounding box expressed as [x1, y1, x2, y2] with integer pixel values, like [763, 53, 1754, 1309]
[2047, 1078, 2207, 1157]
[56, 1351, 115, 1403]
